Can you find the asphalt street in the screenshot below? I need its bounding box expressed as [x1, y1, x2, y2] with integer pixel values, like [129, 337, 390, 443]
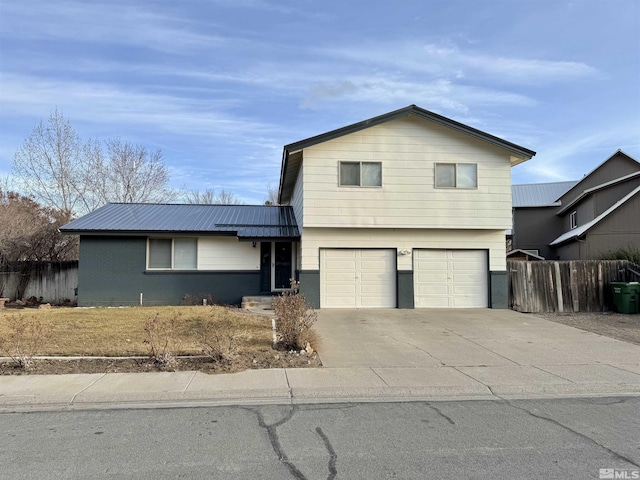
[1, 396, 639, 479]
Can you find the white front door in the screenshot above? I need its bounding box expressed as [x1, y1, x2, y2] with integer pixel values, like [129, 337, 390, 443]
[320, 249, 396, 308]
[414, 249, 488, 308]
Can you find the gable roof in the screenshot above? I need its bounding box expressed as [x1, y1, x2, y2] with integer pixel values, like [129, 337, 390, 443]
[512, 181, 578, 207]
[60, 203, 300, 240]
[555, 149, 640, 204]
[556, 170, 640, 215]
[279, 104, 536, 203]
[550, 185, 640, 246]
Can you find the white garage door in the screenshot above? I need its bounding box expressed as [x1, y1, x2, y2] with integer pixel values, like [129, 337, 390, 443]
[414, 250, 487, 308]
[321, 249, 396, 308]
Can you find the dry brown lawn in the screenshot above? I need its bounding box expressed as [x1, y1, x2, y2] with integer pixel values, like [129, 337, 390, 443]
[0, 306, 272, 356]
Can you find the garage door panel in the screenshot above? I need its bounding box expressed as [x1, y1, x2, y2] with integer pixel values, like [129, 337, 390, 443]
[414, 249, 487, 308]
[325, 249, 355, 259]
[321, 249, 396, 309]
[416, 272, 448, 282]
[417, 285, 448, 295]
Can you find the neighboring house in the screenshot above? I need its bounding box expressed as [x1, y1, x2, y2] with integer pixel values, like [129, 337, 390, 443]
[512, 150, 640, 260]
[512, 180, 578, 259]
[61, 105, 536, 308]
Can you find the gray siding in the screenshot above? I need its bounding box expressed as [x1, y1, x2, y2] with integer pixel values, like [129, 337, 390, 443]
[594, 177, 640, 216]
[512, 206, 562, 259]
[78, 236, 261, 306]
[585, 194, 640, 258]
[557, 153, 640, 207]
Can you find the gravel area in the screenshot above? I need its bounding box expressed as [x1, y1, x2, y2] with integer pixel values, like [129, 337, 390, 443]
[535, 312, 640, 346]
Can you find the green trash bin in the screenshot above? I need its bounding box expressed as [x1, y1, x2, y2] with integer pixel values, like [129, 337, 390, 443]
[611, 282, 640, 314]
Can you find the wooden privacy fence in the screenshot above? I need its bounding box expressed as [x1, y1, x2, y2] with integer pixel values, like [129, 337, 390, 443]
[508, 259, 638, 313]
[0, 261, 78, 304]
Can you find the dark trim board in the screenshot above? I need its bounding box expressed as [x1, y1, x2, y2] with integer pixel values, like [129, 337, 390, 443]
[397, 271, 414, 309]
[78, 236, 262, 306]
[490, 271, 508, 309]
[298, 270, 320, 309]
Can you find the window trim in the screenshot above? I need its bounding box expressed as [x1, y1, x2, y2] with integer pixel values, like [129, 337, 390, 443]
[338, 161, 382, 188]
[147, 237, 198, 270]
[570, 211, 577, 230]
[434, 163, 478, 189]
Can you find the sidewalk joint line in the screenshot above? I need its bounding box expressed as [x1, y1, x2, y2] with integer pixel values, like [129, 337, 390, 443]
[531, 365, 577, 384]
[70, 373, 106, 405]
[451, 366, 495, 395]
[183, 371, 197, 392]
[436, 326, 521, 366]
[370, 368, 389, 386]
[381, 334, 445, 366]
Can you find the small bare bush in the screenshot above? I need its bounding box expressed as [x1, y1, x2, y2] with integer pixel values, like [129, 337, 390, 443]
[0, 314, 51, 369]
[182, 293, 224, 306]
[272, 290, 318, 350]
[143, 313, 180, 370]
[201, 327, 248, 364]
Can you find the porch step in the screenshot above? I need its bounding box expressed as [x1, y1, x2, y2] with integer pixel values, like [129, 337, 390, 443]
[241, 296, 275, 310]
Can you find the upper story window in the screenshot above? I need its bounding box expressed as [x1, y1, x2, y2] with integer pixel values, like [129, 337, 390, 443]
[339, 161, 382, 187]
[570, 211, 577, 229]
[148, 237, 197, 269]
[435, 163, 477, 189]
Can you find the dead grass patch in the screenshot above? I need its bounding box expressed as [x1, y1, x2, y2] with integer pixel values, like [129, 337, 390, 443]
[0, 306, 272, 356]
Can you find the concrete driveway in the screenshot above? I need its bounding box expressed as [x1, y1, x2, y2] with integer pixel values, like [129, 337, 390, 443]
[314, 308, 640, 370]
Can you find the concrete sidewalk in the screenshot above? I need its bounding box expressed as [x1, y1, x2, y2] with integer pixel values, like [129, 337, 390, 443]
[1, 362, 640, 412]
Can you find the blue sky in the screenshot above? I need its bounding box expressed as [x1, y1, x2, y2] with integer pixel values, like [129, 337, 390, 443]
[1, 0, 638, 204]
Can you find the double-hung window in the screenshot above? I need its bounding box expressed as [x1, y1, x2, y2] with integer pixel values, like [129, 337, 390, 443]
[570, 211, 577, 229]
[435, 163, 477, 189]
[339, 162, 382, 187]
[148, 238, 197, 269]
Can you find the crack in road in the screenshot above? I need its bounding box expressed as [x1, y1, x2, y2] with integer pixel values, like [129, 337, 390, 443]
[501, 399, 640, 469]
[426, 403, 456, 425]
[241, 404, 348, 480]
[242, 406, 307, 479]
[315, 427, 338, 480]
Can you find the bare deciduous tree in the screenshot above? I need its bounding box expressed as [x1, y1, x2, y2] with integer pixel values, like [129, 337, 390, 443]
[184, 188, 243, 205]
[12, 110, 176, 216]
[265, 183, 279, 205]
[90, 138, 176, 204]
[12, 109, 93, 217]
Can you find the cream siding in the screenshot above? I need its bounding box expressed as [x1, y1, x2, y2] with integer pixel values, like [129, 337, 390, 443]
[198, 237, 259, 270]
[300, 227, 506, 272]
[300, 116, 513, 229]
[291, 164, 304, 227]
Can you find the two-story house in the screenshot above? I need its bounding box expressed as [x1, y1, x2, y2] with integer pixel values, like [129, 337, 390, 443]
[61, 105, 535, 308]
[512, 150, 640, 260]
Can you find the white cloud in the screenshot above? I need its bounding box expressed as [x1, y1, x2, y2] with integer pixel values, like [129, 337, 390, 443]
[320, 40, 599, 86]
[0, 1, 227, 54]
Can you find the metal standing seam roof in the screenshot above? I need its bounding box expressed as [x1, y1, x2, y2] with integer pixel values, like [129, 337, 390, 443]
[512, 181, 578, 207]
[59, 203, 300, 239]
